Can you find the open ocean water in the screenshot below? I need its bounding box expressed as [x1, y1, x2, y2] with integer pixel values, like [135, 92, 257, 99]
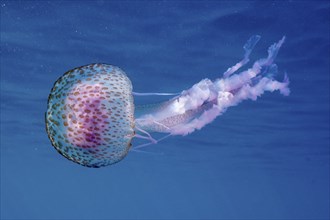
[1, 1, 329, 219]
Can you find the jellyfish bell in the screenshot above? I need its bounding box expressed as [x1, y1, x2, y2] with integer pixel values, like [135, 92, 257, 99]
[46, 36, 290, 168]
[46, 64, 135, 167]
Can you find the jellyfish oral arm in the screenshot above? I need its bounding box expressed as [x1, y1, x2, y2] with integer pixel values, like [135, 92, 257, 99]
[223, 35, 261, 78]
[134, 36, 290, 137]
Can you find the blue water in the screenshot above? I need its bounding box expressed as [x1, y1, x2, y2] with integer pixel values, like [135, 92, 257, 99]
[1, 1, 329, 219]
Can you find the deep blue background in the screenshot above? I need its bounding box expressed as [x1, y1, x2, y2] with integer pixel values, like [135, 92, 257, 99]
[1, 1, 329, 219]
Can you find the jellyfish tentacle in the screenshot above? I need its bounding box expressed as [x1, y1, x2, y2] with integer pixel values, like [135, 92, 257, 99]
[135, 126, 157, 144]
[133, 141, 155, 150]
[132, 92, 179, 96]
[223, 35, 261, 78]
[130, 148, 164, 155]
[157, 133, 172, 142]
[134, 134, 154, 141]
[133, 134, 172, 150]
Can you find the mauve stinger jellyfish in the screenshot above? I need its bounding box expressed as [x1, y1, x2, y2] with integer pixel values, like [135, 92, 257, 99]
[45, 36, 290, 168]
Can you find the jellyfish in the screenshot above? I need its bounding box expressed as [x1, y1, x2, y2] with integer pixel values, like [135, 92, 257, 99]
[45, 35, 290, 168]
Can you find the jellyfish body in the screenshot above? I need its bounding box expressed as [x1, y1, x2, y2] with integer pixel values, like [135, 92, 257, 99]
[46, 36, 290, 167]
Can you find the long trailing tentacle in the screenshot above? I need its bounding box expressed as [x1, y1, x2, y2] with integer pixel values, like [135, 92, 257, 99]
[132, 133, 172, 150]
[132, 92, 179, 96]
